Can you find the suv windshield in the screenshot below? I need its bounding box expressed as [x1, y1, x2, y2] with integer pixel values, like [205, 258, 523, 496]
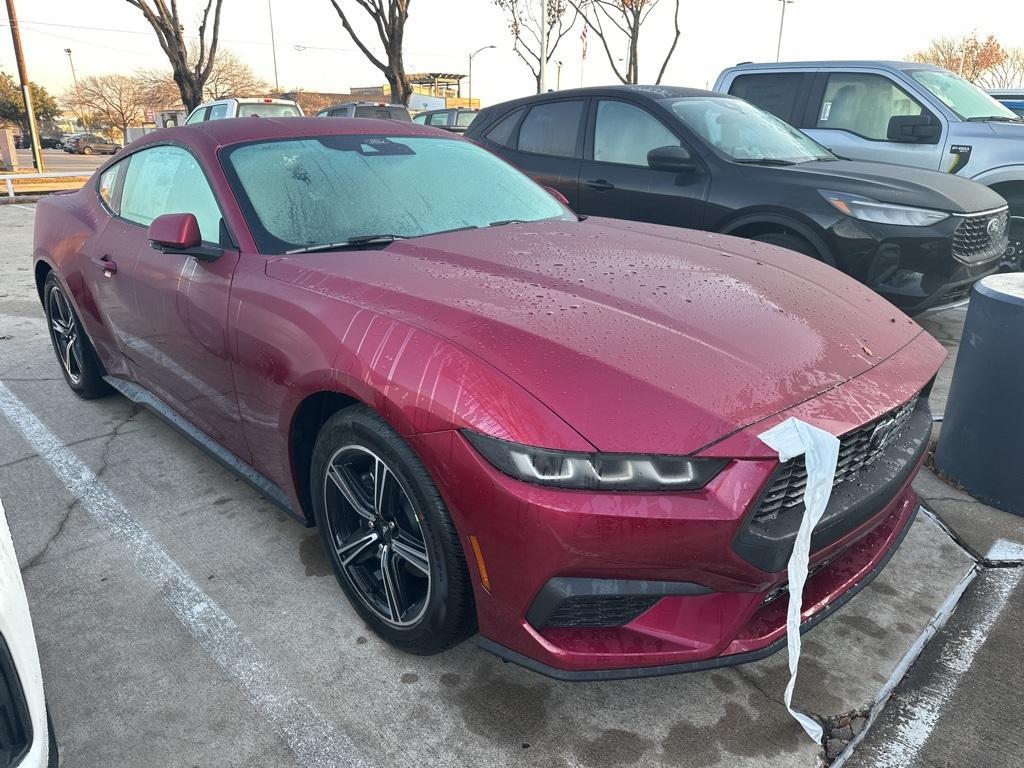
[223, 134, 571, 254]
[908, 69, 1020, 121]
[237, 103, 302, 118]
[663, 96, 834, 163]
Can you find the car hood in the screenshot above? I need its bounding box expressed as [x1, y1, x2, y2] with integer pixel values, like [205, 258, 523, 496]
[784, 159, 1005, 214]
[986, 121, 1024, 139]
[267, 218, 925, 455]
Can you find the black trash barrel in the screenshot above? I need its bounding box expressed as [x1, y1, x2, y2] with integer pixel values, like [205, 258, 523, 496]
[934, 274, 1024, 516]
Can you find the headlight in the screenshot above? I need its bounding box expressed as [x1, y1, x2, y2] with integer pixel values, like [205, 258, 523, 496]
[463, 431, 727, 491]
[818, 190, 949, 227]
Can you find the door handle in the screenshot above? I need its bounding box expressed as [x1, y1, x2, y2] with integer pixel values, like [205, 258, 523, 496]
[586, 178, 615, 192]
[90, 254, 117, 275]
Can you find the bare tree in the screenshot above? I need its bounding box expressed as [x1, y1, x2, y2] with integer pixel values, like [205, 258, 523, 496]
[136, 49, 269, 108]
[569, 0, 681, 84]
[327, 0, 412, 105]
[493, 0, 577, 94]
[910, 33, 1006, 84]
[123, 0, 226, 112]
[980, 48, 1024, 89]
[64, 75, 147, 143]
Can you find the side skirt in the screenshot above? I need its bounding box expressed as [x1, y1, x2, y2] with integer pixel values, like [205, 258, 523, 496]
[103, 375, 306, 524]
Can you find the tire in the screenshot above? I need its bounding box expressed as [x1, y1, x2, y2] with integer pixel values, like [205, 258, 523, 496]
[43, 273, 111, 399]
[1002, 195, 1024, 272]
[750, 231, 821, 260]
[310, 405, 476, 654]
[81, 146, 93, 155]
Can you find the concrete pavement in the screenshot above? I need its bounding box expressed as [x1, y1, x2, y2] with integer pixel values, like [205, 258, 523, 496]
[1, 203, 1020, 768]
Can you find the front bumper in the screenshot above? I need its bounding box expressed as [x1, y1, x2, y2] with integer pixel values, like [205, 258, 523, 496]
[409, 335, 943, 679]
[826, 213, 1003, 315]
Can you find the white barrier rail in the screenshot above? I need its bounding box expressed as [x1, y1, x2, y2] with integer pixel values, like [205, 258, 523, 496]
[0, 171, 92, 198]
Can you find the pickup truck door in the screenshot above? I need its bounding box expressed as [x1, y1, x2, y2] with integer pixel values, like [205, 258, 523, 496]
[800, 71, 947, 171]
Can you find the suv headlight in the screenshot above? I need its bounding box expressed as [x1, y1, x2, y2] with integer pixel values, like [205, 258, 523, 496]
[463, 431, 727, 491]
[819, 190, 949, 227]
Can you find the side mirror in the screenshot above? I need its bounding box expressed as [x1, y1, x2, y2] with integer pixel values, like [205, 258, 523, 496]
[887, 115, 941, 144]
[544, 186, 571, 207]
[647, 145, 697, 173]
[149, 212, 202, 252]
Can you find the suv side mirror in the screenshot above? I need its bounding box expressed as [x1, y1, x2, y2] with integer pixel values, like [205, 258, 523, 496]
[148, 212, 220, 260]
[648, 145, 697, 172]
[887, 115, 941, 144]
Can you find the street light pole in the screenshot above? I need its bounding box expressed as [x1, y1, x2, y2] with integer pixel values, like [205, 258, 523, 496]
[775, 0, 794, 63]
[468, 45, 496, 108]
[4, 0, 43, 171]
[267, 0, 280, 92]
[63, 48, 78, 89]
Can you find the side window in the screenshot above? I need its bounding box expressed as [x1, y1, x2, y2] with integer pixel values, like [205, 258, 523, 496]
[484, 108, 525, 147]
[412, 113, 428, 124]
[427, 112, 449, 126]
[185, 107, 209, 124]
[517, 100, 585, 158]
[97, 161, 124, 213]
[593, 100, 679, 166]
[119, 145, 223, 244]
[729, 73, 803, 122]
[208, 103, 230, 120]
[816, 73, 924, 140]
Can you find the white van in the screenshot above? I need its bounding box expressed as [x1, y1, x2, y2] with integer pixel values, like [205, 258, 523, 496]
[184, 97, 303, 124]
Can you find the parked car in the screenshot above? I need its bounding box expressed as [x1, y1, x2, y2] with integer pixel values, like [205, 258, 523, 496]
[34, 118, 944, 679]
[467, 85, 1008, 314]
[315, 101, 412, 121]
[60, 133, 86, 152]
[68, 134, 120, 155]
[412, 108, 479, 132]
[15, 133, 63, 150]
[185, 97, 303, 124]
[988, 89, 1024, 118]
[714, 61, 1024, 269]
[0, 499, 58, 767]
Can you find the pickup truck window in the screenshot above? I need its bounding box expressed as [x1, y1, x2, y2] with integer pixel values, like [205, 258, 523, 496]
[728, 73, 803, 122]
[815, 73, 923, 140]
[909, 69, 1020, 122]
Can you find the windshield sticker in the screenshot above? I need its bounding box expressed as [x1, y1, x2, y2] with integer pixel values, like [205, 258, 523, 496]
[820, 101, 832, 121]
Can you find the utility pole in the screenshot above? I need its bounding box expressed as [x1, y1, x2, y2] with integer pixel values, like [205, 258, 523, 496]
[4, 0, 43, 171]
[267, 0, 280, 92]
[539, 0, 548, 92]
[775, 0, 794, 63]
[468, 45, 496, 108]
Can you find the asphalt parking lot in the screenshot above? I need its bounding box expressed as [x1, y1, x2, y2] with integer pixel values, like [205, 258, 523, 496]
[12, 148, 106, 175]
[1, 203, 1022, 768]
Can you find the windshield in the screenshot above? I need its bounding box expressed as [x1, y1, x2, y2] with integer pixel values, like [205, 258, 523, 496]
[353, 105, 412, 121]
[663, 96, 834, 163]
[908, 69, 1020, 121]
[223, 134, 571, 254]
[237, 103, 302, 118]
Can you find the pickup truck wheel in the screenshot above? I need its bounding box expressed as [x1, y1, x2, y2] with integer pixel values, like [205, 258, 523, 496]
[310, 405, 476, 654]
[43, 273, 111, 399]
[1002, 196, 1024, 272]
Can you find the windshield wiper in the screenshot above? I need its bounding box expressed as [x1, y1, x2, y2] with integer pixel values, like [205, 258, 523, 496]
[966, 115, 1023, 122]
[733, 158, 799, 166]
[286, 234, 404, 254]
[488, 218, 528, 227]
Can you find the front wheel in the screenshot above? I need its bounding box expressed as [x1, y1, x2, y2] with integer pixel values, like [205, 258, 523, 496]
[310, 405, 476, 654]
[81, 146, 93, 155]
[43, 273, 110, 399]
[1001, 195, 1024, 272]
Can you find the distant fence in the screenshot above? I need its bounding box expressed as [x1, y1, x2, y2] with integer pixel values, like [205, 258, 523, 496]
[1, 171, 92, 198]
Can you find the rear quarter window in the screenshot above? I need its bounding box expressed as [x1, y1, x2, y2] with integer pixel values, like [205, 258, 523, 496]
[484, 108, 525, 147]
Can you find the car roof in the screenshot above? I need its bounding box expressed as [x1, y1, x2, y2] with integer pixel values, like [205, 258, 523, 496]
[125, 116, 452, 153]
[321, 102, 409, 109]
[484, 84, 726, 112]
[726, 60, 942, 73]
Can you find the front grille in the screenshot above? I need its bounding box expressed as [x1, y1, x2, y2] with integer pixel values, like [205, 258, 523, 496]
[941, 282, 974, 304]
[545, 596, 659, 627]
[753, 398, 918, 526]
[0, 635, 31, 767]
[952, 209, 1009, 265]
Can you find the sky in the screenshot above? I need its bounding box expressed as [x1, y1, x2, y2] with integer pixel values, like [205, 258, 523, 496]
[2, 0, 1022, 109]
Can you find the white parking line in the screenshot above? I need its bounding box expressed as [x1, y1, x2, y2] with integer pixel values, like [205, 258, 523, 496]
[0, 380, 369, 768]
[847, 566, 1023, 768]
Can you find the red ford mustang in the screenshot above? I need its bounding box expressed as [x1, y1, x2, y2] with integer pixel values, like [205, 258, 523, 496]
[32, 118, 944, 679]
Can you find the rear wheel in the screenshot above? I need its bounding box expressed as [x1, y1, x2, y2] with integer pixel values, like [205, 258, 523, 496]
[310, 405, 476, 654]
[43, 273, 110, 399]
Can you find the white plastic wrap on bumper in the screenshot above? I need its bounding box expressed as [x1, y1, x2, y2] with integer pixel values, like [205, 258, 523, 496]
[758, 417, 840, 744]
